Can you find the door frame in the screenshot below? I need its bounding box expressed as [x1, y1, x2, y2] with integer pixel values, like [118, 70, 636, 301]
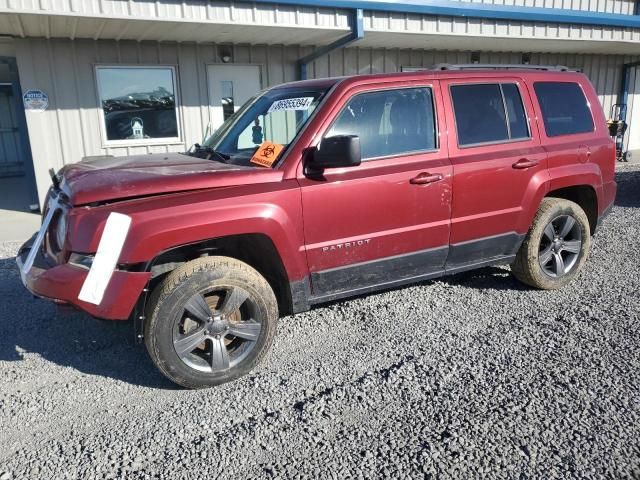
[205, 63, 264, 130]
[0, 57, 38, 209]
[624, 65, 640, 158]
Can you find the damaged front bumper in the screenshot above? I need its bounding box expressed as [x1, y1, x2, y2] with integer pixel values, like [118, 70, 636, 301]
[16, 234, 150, 321]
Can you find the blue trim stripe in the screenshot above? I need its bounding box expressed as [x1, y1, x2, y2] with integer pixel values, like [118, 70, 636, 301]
[250, 0, 640, 29]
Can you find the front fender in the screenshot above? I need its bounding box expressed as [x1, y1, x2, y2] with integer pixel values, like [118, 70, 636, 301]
[68, 181, 308, 282]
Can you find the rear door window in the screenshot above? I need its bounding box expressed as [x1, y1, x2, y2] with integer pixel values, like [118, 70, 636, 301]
[533, 82, 594, 137]
[326, 87, 437, 160]
[450, 83, 530, 147]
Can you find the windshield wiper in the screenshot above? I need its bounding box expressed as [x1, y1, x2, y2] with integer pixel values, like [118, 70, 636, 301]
[187, 144, 231, 163]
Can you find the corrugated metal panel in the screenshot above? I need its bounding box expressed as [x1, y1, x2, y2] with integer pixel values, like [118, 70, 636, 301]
[14, 37, 637, 204]
[449, 0, 636, 15]
[0, 38, 14, 56]
[624, 65, 639, 152]
[0, 0, 350, 28]
[362, 11, 640, 44]
[0, 13, 350, 44]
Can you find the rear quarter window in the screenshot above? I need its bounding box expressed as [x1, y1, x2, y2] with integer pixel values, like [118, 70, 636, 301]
[534, 82, 594, 137]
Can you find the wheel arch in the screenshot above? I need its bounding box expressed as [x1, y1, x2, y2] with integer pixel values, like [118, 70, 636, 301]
[146, 233, 296, 317]
[131, 232, 307, 341]
[545, 184, 598, 235]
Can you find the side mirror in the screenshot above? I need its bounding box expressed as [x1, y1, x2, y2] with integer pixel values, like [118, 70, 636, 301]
[307, 135, 361, 174]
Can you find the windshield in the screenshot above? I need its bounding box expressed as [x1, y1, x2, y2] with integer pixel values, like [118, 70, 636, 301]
[202, 86, 329, 168]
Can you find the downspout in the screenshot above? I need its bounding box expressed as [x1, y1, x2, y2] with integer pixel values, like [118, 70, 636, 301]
[298, 8, 364, 80]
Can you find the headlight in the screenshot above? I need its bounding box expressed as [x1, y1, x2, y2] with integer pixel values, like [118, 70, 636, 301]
[68, 253, 94, 270]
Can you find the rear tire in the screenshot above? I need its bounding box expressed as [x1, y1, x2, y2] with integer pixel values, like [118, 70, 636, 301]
[511, 198, 591, 290]
[144, 256, 278, 389]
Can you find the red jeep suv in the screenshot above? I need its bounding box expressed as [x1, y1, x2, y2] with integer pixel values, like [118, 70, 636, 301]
[17, 65, 616, 388]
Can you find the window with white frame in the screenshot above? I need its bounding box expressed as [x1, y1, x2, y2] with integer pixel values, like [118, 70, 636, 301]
[95, 66, 180, 144]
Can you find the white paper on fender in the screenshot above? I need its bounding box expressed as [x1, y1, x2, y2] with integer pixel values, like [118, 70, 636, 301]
[267, 97, 314, 113]
[78, 212, 132, 305]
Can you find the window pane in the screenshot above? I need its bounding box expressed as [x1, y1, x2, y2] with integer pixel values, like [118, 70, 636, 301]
[207, 87, 327, 167]
[451, 84, 508, 146]
[326, 87, 436, 160]
[236, 109, 300, 149]
[534, 82, 594, 137]
[502, 84, 530, 140]
[96, 67, 178, 141]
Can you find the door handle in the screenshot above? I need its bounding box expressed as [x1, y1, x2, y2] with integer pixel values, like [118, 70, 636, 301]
[410, 172, 443, 185]
[512, 158, 539, 169]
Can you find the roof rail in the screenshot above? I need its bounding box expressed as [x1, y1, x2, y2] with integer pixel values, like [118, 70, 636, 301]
[430, 63, 575, 72]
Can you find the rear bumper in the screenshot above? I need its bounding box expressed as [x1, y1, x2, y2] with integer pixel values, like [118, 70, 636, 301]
[16, 235, 150, 320]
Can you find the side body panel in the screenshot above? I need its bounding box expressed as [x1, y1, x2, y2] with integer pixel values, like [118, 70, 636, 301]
[67, 178, 309, 283]
[524, 72, 617, 218]
[296, 80, 453, 301]
[440, 75, 549, 271]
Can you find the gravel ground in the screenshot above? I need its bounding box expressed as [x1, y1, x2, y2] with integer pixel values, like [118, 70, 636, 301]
[1, 165, 639, 479]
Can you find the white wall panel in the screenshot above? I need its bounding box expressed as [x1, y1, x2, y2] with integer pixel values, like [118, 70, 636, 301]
[449, 0, 636, 14]
[0, 0, 350, 28]
[626, 66, 640, 152]
[0, 38, 14, 56]
[13, 37, 638, 204]
[362, 10, 640, 45]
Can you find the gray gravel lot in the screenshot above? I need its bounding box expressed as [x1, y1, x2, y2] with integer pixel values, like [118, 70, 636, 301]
[1, 165, 640, 479]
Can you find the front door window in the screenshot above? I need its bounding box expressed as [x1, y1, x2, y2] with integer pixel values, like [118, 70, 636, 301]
[326, 87, 437, 160]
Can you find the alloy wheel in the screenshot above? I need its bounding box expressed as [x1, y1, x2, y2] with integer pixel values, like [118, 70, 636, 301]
[538, 214, 582, 278]
[172, 286, 262, 373]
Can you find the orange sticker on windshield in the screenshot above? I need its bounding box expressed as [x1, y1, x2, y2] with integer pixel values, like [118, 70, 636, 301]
[250, 142, 284, 168]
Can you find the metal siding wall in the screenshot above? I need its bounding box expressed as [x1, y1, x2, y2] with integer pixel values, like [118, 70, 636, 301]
[14, 37, 638, 205]
[448, 0, 636, 14]
[14, 38, 64, 205]
[0, 0, 634, 17]
[362, 12, 640, 43]
[0, 1, 350, 30]
[624, 65, 639, 152]
[14, 38, 299, 203]
[0, 39, 14, 56]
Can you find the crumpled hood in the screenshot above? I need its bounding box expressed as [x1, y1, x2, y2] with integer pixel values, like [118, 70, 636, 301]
[59, 153, 279, 206]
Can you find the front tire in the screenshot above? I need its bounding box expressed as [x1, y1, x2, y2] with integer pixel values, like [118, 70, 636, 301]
[144, 256, 278, 389]
[511, 198, 591, 290]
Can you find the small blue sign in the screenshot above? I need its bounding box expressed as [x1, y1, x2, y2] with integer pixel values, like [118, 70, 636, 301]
[23, 89, 49, 112]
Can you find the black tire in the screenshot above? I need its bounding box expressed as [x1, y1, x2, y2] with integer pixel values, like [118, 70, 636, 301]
[144, 256, 278, 389]
[511, 197, 591, 290]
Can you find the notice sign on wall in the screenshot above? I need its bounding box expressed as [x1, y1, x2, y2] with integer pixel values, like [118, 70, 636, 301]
[23, 89, 49, 112]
